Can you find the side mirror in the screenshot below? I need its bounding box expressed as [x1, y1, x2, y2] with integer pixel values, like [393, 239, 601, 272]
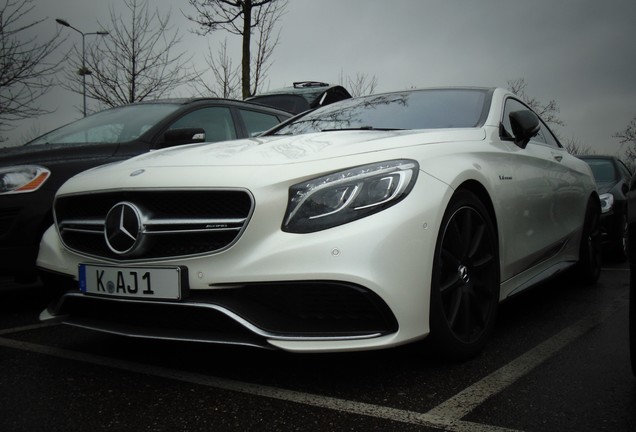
[509, 110, 540, 149]
[159, 128, 206, 148]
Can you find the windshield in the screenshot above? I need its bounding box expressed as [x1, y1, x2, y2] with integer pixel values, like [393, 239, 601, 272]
[27, 103, 182, 146]
[272, 88, 490, 136]
[580, 158, 617, 184]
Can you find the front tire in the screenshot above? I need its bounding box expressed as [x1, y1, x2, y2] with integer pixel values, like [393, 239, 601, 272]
[429, 190, 500, 360]
[629, 215, 636, 376]
[576, 197, 602, 284]
[613, 213, 628, 262]
[631, 268, 636, 376]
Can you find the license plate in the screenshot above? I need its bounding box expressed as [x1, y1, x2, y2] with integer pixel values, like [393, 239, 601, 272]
[79, 264, 182, 300]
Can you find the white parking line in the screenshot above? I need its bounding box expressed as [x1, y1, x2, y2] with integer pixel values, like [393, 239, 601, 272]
[426, 295, 627, 420]
[0, 321, 60, 336]
[0, 336, 518, 432]
[0, 294, 626, 432]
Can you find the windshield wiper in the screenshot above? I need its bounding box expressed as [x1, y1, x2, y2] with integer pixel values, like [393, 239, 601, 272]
[320, 126, 405, 132]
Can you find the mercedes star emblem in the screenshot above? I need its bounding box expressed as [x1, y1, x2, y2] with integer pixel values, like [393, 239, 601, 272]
[104, 202, 144, 255]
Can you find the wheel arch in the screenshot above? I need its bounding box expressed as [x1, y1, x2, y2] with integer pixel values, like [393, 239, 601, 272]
[428, 182, 502, 359]
[454, 180, 499, 250]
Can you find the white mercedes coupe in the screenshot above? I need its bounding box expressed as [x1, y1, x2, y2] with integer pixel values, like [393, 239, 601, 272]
[37, 87, 601, 360]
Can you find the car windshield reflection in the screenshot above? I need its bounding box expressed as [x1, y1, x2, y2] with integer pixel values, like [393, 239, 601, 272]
[26, 103, 182, 146]
[272, 89, 490, 136]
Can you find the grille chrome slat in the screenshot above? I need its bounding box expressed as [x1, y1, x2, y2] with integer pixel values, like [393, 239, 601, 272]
[58, 218, 105, 235]
[144, 217, 246, 234]
[145, 218, 247, 226]
[54, 189, 254, 261]
[61, 227, 105, 235]
[147, 227, 243, 235]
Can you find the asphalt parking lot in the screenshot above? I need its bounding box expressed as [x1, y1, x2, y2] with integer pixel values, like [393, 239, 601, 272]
[1, 263, 634, 432]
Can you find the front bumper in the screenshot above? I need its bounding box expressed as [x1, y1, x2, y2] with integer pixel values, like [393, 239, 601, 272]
[0, 189, 55, 276]
[37, 173, 451, 352]
[40, 279, 399, 349]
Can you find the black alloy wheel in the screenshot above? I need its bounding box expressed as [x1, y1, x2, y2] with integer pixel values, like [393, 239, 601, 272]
[429, 190, 500, 360]
[631, 263, 636, 377]
[629, 209, 635, 376]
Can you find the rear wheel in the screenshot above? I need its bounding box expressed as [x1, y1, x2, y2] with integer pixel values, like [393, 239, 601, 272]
[576, 197, 602, 284]
[630, 210, 636, 376]
[631, 268, 636, 376]
[429, 190, 500, 360]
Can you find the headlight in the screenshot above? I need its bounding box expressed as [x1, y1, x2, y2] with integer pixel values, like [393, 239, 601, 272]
[598, 193, 614, 214]
[0, 165, 51, 195]
[283, 159, 419, 233]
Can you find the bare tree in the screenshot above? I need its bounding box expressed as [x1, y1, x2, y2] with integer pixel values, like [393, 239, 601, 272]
[507, 78, 565, 128]
[0, 0, 63, 141]
[613, 115, 636, 162]
[62, 0, 194, 110]
[186, 0, 287, 99]
[563, 137, 595, 155]
[338, 71, 378, 97]
[249, 1, 284, 96]
[194, 38, 241, 99]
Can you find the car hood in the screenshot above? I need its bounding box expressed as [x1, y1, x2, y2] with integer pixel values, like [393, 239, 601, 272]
[105, 128, 485, 168]
[595, 180, 617, 195]
[58, 128, 486, 194]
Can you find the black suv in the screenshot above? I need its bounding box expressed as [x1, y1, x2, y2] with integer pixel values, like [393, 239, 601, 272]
[247, 81, 352, 114]
[0, 98, 291, 283]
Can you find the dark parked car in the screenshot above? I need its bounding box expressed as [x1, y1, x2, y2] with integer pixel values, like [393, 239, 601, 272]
[246, 81, 352, 114]
[0, 98, 292, 284]
[578, 155, 633, 261]
[629, 174, 636, 376]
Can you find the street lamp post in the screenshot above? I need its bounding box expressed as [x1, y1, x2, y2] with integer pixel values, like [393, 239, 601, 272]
[55, 18, 108, 117]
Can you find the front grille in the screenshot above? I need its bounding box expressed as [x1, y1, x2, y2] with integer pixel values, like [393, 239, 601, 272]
[54, 189, 253, 261]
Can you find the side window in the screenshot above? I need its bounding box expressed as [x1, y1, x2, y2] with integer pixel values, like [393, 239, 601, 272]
[531, 126, 548, 145]
[168, 107, 237, 143]
[322, 88, 351, 106]
[248, 95, 308, 114]
[239, 109, 281, 136]
[540, 121, 560, 149]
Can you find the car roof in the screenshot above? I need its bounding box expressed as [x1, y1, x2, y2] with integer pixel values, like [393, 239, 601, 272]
[129, 97, 243, 106]
[256, 81, 349, 97]
[129, 97, 292, 114]
[246, 82, 353, 114]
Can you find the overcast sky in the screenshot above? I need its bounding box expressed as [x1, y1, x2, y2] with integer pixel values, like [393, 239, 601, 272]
[8, 0, 636, 156]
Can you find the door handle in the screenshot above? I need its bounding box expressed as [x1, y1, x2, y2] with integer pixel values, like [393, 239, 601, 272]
[552, 153, 563, 162]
